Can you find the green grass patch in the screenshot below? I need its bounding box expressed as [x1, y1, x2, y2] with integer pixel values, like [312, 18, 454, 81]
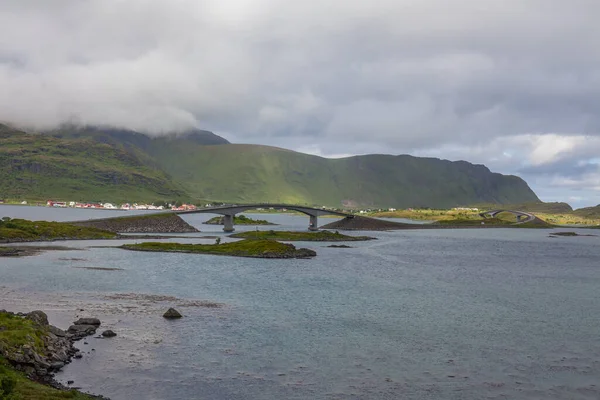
[0, 313, 45, 355]
[229, 230, 375, 241]
[203, 214, 275, 225]
[0, 357, 96, 399]
[436, 217, 513, 226]
[0, 218, 116, 242]
[121, 239, 316, 258]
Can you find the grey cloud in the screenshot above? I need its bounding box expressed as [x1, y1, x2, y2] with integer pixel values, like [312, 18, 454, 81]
[2, 0, 600, 205]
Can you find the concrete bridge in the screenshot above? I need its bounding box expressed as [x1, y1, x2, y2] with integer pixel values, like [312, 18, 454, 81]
[479, 209, 536, 224]
[176, 204, 353, 232]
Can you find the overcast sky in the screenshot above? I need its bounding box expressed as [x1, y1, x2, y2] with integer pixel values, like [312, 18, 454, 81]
[1, 1, 599, 208]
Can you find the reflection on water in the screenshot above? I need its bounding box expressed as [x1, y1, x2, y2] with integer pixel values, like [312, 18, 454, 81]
[1, 207, 600, 399]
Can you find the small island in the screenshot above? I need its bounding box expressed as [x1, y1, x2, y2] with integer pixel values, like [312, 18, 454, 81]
[203, 214, 276, 226]
[0, 217, 117, 243]
[229, 230, 375, 241]
[121, 239, 316, 258]
[549, 231, 597, 237]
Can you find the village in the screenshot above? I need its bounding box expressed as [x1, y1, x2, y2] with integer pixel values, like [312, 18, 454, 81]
[46, 200, 200, 211]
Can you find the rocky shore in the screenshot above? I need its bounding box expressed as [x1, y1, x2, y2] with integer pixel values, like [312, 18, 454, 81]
[0, 309, 108, 398]
[72, 212, 198, 233]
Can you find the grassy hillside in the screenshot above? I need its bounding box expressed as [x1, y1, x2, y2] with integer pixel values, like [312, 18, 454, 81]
[472, 201, 573, 213]
[572, 204, 600, 218]
[3, 124, 541, 208]
[0, 124, 187, 203]
[146, 142, 540, 208]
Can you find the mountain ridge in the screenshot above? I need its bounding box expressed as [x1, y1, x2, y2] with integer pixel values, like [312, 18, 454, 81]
[0, 124, 540, 208]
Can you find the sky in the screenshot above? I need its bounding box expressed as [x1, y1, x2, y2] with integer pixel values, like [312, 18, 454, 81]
[1, 0, 600, 208]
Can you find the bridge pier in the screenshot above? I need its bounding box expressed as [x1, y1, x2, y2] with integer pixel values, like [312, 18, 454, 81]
[308, 215, 318, 231]
[223, 214, 235, 232]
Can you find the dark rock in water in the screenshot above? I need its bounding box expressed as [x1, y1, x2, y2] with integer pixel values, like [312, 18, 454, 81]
[68, 324, 97, 340]
[163, 308, 183, 319]
[48, 325, 67, 337]
[101, 330, 117, 337]
[549, 231, 597, 237]
[327, 244, 353, 248]
[26, 310, 49, 326]
[73, 317, 101, 326]
[50, 361, 65, 371]
[67, 380, 74, 385]
[74, 352, 83, 359]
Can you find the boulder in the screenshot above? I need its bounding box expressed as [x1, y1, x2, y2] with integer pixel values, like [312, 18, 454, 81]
[26, 310, 49, 326]
[68, 324, 97, 340]
[73, 317, 101, 326]
[49, 361, 65, 371]
[163, 308, 182, 319]
[101, 330, 117, 338]
[48, 325, 67, 337]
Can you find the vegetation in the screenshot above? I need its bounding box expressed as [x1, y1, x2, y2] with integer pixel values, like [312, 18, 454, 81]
[1, 124, 540, 208]
[371, 206, 600, 227]
[0, 218, 116, 242]
[229, 230, 375, 241]
[0, 312, 97, 400]
[121, 239, 316, 258]
[0, 312, 45, 354]
[203, 214, 275, 225]
[572, 204, 600, 219]
[435, 217, 513, 226]
[0, 124, 186, 203]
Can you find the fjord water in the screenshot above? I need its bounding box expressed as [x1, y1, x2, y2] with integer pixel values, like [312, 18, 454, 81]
[1, 206, 600, 399]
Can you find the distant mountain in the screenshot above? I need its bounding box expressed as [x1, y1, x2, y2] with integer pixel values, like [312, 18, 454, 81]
[0, 124, 541, 208]
[0, 124, 186, 203]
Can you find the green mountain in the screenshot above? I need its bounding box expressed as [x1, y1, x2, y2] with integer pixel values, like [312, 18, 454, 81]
[0, 124, 541, 208]
[0, 124, 186, 203]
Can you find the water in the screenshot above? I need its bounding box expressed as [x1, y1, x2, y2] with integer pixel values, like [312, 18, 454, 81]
[1, 205, 600, 399]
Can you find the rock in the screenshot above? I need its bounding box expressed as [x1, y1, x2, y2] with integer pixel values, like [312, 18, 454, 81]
[26, 310, 49, 326]
[163, 308, 183, 319]
[73, 317, 101, 326]
[74, 352, 83, 359]
[50, 361, 65, 371]
[68, 324, 97, 340]
[101, 330, 117, 338]
[48, 325, 67, 337]
[68, 380, 74, 385]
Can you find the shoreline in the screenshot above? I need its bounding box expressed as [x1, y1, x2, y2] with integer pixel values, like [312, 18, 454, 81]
[0, 285, 227, 399]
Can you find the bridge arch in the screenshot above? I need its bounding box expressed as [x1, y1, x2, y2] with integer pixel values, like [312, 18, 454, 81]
[479, 209, 535, 224]
[176, 204, 352, 232]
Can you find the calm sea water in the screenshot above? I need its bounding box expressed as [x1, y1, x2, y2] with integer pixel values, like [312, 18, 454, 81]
[1, 205, 600, 399]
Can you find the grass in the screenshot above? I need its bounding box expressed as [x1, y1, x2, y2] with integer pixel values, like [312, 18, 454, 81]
[121, 239, 316, 258]
[372, 207, 600, 227]
[0, 312, 99, 399]
[0, 124, 186, 204]
[229, 230, 375, 241]
[204, 214, 275, 225]
[0, 218, 116, 242]
[435, 217, 513, 226]
[0, 313, 45, 355]
[0, 358, 98, 399]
